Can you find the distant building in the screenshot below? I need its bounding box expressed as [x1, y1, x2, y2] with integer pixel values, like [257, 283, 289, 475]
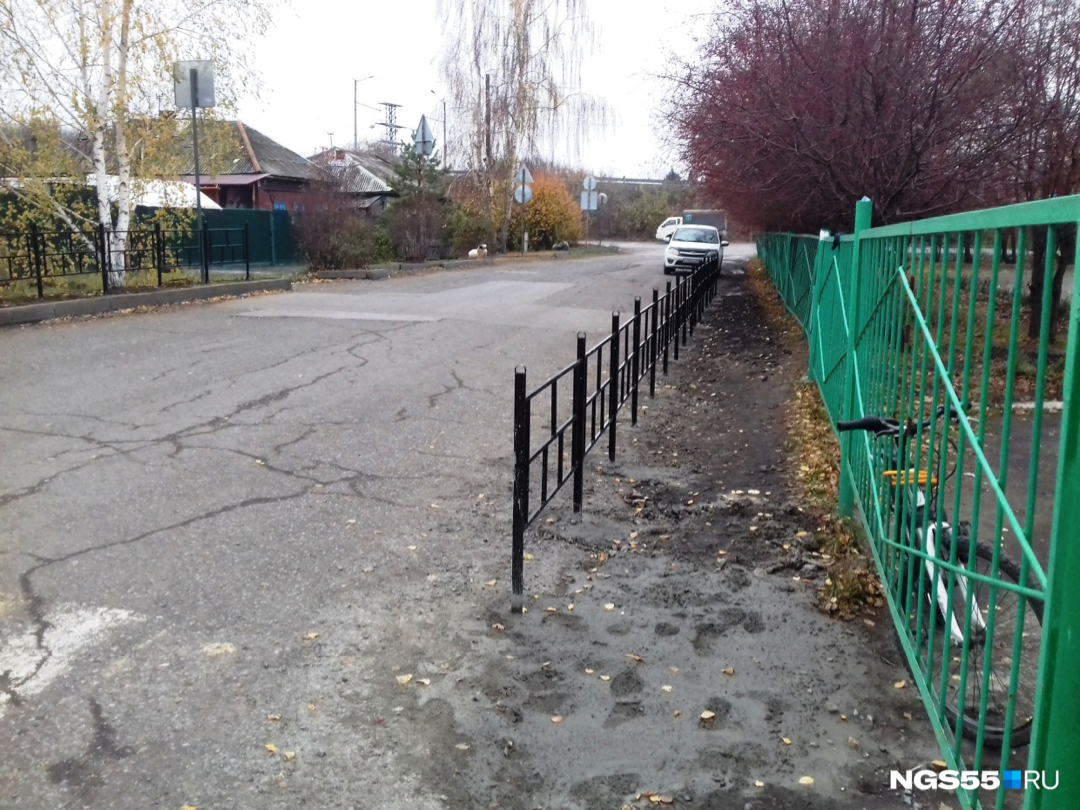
[307, 147, 398, 217]
[181, 121, 322, 212]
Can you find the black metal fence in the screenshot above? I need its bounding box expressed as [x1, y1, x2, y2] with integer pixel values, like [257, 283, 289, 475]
[511, 258, 725, 610]
[0, 222, 252, 299]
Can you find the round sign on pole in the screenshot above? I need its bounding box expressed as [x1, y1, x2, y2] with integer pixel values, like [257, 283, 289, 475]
[514, 184, 533, 204]
[582, 175, 597, 191]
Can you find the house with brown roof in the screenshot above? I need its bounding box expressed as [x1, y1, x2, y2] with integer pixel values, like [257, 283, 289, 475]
[183, 121, 322, 212]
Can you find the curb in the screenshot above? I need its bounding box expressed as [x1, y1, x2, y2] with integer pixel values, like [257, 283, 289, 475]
[313, 249, 616, 282]
[0, 279, 293, 328]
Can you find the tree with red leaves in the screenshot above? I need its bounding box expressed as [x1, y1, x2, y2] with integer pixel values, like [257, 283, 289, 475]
[666, 0, 1032, 233]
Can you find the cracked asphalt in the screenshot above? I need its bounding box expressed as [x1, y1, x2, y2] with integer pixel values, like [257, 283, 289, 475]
[0, 243, 764, 809]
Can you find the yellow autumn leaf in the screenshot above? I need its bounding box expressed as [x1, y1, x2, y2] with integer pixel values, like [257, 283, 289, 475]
[266, 714, 281, 722]
[754, 780, 765, 788]
[894, 680, 907, 689]
[524, 553, 535, 561]
[396, 674, 413, 685]
[721, 667, 735, 676]
[283, 751, 296, 761]
[600, 675, 611, 682]
[700, 710, 716, 721]
[485, 580, 497, 587]
[604, 603, 616, 611]
[585, 668, 594, 674]
[781, 737, 792, 745]
[625, 654, 644, 663]
[550, 715, 563, 723]
[799, 776, 814, 786]
[455, 742, 470, 751]
[661, 685, 673, 693]
[264, 743, 278, 755]
[417, 678, 431, 686]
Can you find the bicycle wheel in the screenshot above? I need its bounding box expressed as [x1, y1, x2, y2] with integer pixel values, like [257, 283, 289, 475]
[895, 525, 1044, 749]
[939, 532, 1044, 748]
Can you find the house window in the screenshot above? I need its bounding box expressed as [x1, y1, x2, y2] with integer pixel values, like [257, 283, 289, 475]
[273, 202, 286, 212]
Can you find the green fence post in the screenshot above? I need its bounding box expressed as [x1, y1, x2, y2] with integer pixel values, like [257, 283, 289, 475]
[1025, 235, 1080, 810]
[838, 197, 872, 517]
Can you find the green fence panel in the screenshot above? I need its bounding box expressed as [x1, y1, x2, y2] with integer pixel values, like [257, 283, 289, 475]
[757, 195, 1080, 810]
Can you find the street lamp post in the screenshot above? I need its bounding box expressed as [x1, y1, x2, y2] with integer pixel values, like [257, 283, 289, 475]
[430, 89, 448, 168]
[354, 75, 374, 149]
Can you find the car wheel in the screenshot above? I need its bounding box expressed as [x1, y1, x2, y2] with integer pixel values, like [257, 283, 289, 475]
[663, 267, 671, 275]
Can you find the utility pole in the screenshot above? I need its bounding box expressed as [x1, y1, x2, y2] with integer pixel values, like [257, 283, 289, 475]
[353, 75, 374, 150]
[430, 90, 449, 168]
[485, 73, 492, 167]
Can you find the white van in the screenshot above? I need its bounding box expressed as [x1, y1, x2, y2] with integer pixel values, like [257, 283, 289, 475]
[655, 216, 682, 241]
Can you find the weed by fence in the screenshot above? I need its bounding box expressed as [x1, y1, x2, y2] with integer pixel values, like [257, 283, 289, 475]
[511, 258, 724, 612]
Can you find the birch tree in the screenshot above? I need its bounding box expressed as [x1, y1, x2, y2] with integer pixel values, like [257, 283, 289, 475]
[0, 0, 275, 285]
[438, 0, 608, 251]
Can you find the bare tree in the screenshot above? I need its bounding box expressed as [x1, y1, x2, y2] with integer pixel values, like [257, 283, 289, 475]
[438, 0, 608, 251]
[0, 0, 275, 286]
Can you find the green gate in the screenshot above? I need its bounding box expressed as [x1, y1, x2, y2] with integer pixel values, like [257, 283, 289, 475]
[758, 196, 1080, 810]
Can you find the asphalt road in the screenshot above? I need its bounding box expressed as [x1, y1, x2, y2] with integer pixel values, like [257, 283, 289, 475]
[0, 241, 755, 810]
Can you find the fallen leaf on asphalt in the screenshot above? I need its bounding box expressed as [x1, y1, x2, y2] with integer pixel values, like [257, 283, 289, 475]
[796, 531, 808, 537]
[407, 545, 417, 550]
[604, 603, 615, 611]
[894, 680, 907, 689]
[545, 607, 557, 614]
[362, 566, 375, 573]
[673, 710, 682, 717]
[551, 715, 563, 723]
[396, 674, 413, 685]
[455, 743, 470, 751]
[584, 667, 594, 674]
[492, 623, 505, 632]
[266, 714, 282, 722]
[485, 580, 497, 587]
[754, 780, 765, 788]
[700, 710, 716, 722]
[255, 459, 266, 466]
[932, 760, 948, 771]
[670, 666, 679, 674]
[524, 553, 535, 561]
[181, 806, 198, 810]
[417, 678, 431, 686]
[863, 619, 875, 627]
[721, 667, 736, 676]
[283, 751, 296, 761]
[661, 685, 673, 693]
[782, 737, 792, 745]
[600, 675, 611, 682]
[346, 519, 356, 524]
[718, 550, 727, 556]
[303, 632, 319, 640]
[841, 715, 848, 721]
[264, 744, 278, 755]
[625, 654, 644, 663]
[799, 776, 814, 786]
[783, 544, 791, 550]
[904, 712, 913, 720]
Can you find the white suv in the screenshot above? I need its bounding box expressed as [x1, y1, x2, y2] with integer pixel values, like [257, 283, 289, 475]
[655, 216, 682, 241]
[663, 225, 728, 275]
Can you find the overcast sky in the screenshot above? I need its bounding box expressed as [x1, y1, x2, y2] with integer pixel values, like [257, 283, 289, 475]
[234, 0, 718, 178]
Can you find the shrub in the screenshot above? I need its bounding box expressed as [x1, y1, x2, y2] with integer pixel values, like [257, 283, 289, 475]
[292, 190, 393, 270]
[507, 175, 584, 250]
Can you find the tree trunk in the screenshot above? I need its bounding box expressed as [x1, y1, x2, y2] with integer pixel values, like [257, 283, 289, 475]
[1029, 227, 1047, 340]
[1028, 225, 1072, 342]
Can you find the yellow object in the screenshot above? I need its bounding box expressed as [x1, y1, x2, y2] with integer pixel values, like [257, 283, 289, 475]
[882, 470, 937, 487]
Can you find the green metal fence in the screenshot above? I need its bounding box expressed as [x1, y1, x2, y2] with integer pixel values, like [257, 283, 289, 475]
[757, 196, 1080, 810]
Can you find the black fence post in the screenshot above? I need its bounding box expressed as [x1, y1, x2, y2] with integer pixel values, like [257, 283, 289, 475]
[681, 274, 689, 347]
[98, 224, 109, 294]
[28, 223, 44, 299]
[664, 280, 672, 374]
[201, 220, 210, 284]
[673, 275, 681, 361]
[512, 366, 529, 614]
[631, 297, 641, 425]
[650, 288, 659, 396]
[572, 333, 586, 513]
[244, 222, 251, 281]
[154, 223, 164, 287]
[690, 272, 698, 335]
[608, 311, 620, 462]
